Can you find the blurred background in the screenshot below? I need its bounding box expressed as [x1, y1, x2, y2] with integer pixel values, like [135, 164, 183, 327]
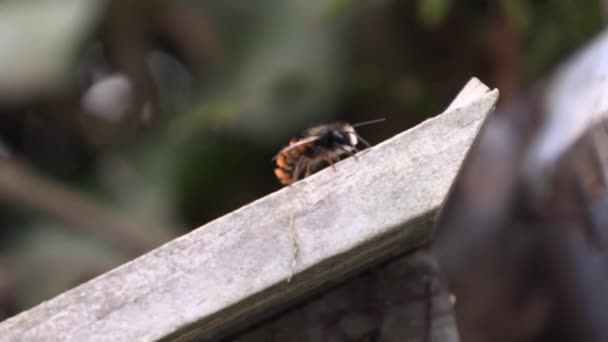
[0, 0, 603, 321]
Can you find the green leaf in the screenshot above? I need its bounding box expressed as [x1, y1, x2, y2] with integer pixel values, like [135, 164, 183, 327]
[417, 0, 452, 29]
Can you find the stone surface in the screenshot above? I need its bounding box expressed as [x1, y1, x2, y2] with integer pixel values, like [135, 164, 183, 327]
[0, 78, 498, 342]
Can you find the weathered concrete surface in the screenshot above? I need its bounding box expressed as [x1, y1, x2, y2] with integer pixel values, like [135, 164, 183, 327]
[0, 78, 498, 342]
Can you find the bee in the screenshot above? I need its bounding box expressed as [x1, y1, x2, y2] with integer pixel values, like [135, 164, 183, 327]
[273, 118, 385, 185]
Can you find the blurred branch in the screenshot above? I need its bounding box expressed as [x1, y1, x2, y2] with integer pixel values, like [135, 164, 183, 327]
[489, 1, 523, 101]
[103, 0, 160, 129]
[97, 0, 220, 129]
[0, 159, 171, 256]
[153, 2, 221, 71]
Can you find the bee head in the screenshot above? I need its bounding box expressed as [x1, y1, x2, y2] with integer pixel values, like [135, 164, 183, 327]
[304, 118, 383, 150]
[324, 125, 358, 148]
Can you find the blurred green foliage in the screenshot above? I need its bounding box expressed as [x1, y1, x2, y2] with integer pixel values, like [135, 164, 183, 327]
[0, 0, 103, 102]
[0, 0, 603, 321]
[417, 0, 452, 28]
[521, 0, 602, 75]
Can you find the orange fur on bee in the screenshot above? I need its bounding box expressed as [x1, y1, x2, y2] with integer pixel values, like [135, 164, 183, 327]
[274, 167, 292, 185]
[273, 119, 381, 186]
[273, 139, 306, 185]
[276, 154, 290, 169]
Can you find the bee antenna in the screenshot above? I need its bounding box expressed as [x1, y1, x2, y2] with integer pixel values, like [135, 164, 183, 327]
[351, 118, 386, 128]
[354, 132, 370, 147]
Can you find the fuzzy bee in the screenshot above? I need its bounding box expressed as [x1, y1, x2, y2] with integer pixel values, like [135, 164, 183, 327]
[273, 119, 385, 185]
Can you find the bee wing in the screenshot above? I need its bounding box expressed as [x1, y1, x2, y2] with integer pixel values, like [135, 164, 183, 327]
[272, 136, 320, 160]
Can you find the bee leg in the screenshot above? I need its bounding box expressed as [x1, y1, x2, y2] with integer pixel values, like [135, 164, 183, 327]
[339, 146, 358, 160]
[306, 158, 329, 177]
[292, 156, 306, 182]
[350, 147, 359, 160]
[323, 156, 338, 171]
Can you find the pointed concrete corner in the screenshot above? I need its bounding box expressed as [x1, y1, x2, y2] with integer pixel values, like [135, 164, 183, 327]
[0, 78, 498, 342]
